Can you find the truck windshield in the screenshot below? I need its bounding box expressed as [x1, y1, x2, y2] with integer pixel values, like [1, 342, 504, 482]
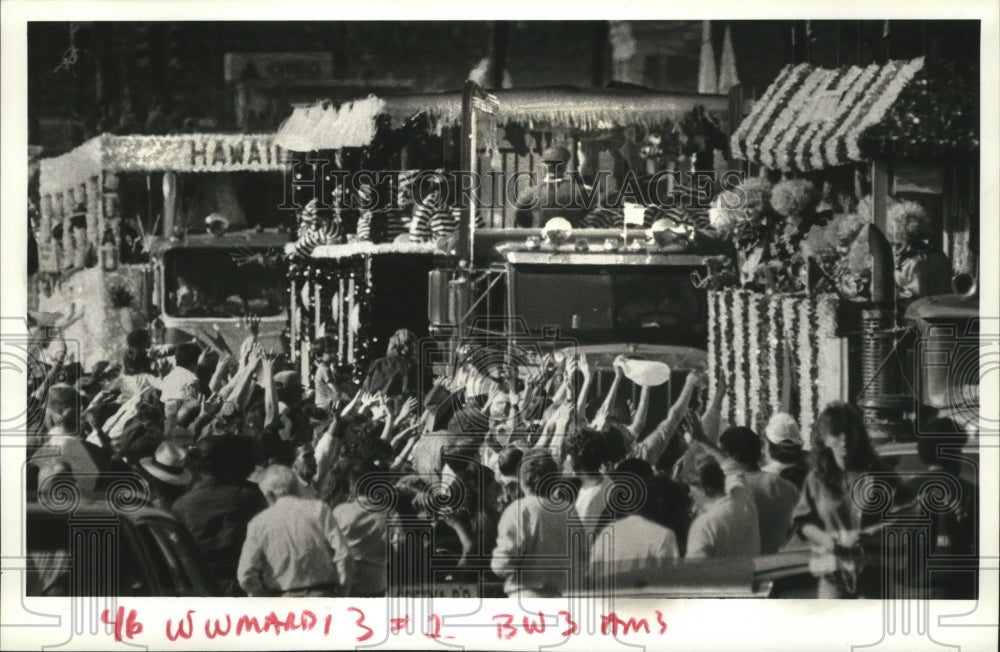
[163, 247, 286, 318]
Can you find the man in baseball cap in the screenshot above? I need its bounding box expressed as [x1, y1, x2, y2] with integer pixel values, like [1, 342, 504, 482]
[761, 413, 809, 490]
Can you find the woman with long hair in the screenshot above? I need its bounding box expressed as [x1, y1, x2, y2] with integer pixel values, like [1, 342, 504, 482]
[360, 328, 419, 399]
[793, 402, 907, 598]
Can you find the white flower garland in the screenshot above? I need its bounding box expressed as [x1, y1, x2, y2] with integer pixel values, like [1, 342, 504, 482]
[311, 241, 438, 259]
[823, 63, 881, 166]
[314, 282, 323, 339]
[731, 64, 798, 159]
[744, 64, 811, 164]
[721, 291, 734, 428]
[780, 296, 797, 437]
[761, 67, 831, 170]
[707, 290, 718, 405]
[290, 279, 300, 363]
[733, 290, 747, 427]
[748, 292, 762, 430]
[791, 67, 851, 171]
[836, 60, 900, 162]
[766, 294, 781, 416]
[798, 297, 815, 442]
[846, 57, 924, 161]
[807, 65, 864, 169]
[770, 68, 836, 171]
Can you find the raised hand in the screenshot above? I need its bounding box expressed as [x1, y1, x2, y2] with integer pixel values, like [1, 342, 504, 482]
[244, 312, 261, 339]
[396, 396, 418, 422]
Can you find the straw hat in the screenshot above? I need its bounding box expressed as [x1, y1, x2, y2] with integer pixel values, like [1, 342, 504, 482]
[139, 441, 192, 486]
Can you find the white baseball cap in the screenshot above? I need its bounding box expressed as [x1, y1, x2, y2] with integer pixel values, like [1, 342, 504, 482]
[764, 412, 802, 446]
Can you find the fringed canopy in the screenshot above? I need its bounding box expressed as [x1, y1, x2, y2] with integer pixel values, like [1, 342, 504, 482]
[731, 58, 931, 172]
[310, 240, 439, 259]
[275, 87, 730, 152]
[40, 133, 285, 196]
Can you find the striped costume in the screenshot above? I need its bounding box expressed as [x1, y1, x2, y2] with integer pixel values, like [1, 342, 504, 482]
[356, 209, 408, 243]
[409, 203, 485, 243]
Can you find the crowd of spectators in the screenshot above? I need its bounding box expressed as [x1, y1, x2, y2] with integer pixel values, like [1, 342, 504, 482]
[25, 319, 978, 599]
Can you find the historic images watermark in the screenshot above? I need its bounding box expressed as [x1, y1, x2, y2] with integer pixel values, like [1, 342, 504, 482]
[278, 166, 746, 213]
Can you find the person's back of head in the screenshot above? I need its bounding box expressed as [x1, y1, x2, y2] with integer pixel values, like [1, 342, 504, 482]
[258, 464, 300, 503]
[519, 450, 559, 497]
[123, 347, 152, 376]
[497, 446, 525, 479]
[614, 457, 654, 479]
[174, 342, 201, 371]
[719, 426, 763, 470]
[565, 427, 609, 475]
[127, 329, 151, 351]
[688, 454, 726, 499]
[45, 383, 81, 432]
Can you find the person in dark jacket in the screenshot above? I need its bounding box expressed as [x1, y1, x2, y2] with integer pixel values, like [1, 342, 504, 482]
[172, 435, 267, 596]
[514, 146, 592, 228]
[361, 328, 419, 398]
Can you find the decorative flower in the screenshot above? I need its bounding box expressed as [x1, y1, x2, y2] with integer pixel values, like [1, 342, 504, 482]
[887, 199, 932, 244]
[770, 178, 819, 220]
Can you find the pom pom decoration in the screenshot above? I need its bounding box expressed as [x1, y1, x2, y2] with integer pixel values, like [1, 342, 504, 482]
[887, 200, 932, 244]
[770, 178, 819, 221]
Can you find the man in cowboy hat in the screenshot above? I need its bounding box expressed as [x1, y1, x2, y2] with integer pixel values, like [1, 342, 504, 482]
[514, 145, 592, 229]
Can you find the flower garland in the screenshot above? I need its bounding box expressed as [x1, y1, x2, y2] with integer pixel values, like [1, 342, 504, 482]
[769, 68, 839, 171]
[311, 240, 438, 259]
[798, 297, 816, 441]
[780, 295, 798, 430]
[846, 59, 921, 161]
[730, 64, 803, 160]
[720, 291, 734, 428]
[820, 63, 882, 168]
[754, 64, 815, 169]
[734, 290, 748, 427]
[731, 58, 952, 171]
[859, 58, 979, 158]
[707, 289, 717, 405]
[766, 295, 782, 417]
[788, 67, 853, 171]
[747, 291, 762, 430]
[833, 61, 909, 164]
[806, 65, 864, 170]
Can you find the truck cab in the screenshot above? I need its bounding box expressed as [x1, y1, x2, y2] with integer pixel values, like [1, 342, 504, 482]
[149, 230, 290, 354]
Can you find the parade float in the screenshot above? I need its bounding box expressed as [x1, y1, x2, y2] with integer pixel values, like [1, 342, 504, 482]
[720, 56, 979, 440]
[35, 133, 291, 367]
[277, 83, 736, 395]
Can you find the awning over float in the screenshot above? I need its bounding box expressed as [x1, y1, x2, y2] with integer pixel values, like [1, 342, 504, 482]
[730, 58, 925, 172]
[39, 133, 286, 197]
[275, 86, 731, 152]
[730, 57, 980, 172]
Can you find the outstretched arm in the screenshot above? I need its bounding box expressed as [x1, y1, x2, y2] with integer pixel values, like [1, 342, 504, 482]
[591, 356, 625, 431]
[630, 370, 702, 465]
[627, 384, 650, 441]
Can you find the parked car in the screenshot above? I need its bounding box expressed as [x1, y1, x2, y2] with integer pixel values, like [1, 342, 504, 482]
[25, 495, 217, 597]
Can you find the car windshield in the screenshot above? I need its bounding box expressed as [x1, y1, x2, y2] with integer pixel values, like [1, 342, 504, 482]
[164, 247, 286, 318]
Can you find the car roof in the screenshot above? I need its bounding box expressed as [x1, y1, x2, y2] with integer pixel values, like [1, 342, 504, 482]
[26, 494, 180, 522]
